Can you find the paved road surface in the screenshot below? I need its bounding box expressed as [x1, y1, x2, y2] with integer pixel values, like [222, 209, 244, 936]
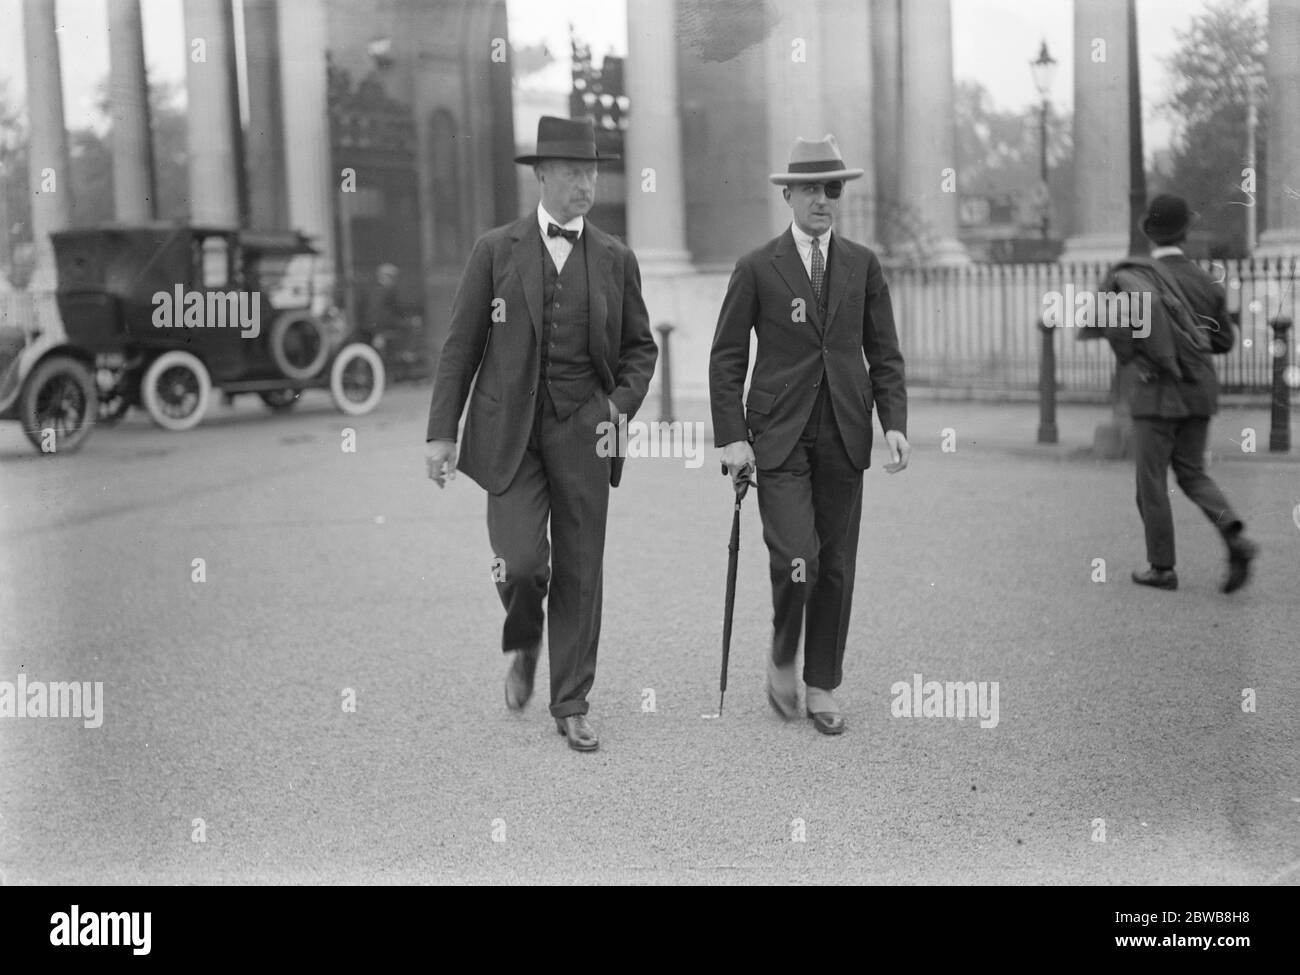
[1, 386, 1297, 884]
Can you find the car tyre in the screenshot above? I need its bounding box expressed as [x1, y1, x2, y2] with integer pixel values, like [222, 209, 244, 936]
[141, 350, 212, 431]
[20, 355, 97, 454]
[329, 342, 385, 416]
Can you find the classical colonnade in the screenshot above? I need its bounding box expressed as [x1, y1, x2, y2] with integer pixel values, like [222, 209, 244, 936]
[18, 0, 1300, 295]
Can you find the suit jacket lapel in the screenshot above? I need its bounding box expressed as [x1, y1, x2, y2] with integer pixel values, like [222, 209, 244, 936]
[771, 228, 823, 335]
[584, 222, 613, 370]
[822, 234, 853, 335]
[510, 218, 544, 345]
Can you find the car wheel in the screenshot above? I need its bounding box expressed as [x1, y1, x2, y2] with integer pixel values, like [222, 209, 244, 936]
[269, 312, 331, 381]
[20, 355, 97, 454]
[141, 350, 212, 431]
[329, 342, 385, 416]
[259, 388, 301, 413]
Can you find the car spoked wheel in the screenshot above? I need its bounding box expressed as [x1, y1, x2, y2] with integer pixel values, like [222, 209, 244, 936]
[270, 312, 331, 381]
[141, 351, 212, 431]
[259, 388, 302, 413]
[20, 355, 97, 454]
[329, 342, 385, 416]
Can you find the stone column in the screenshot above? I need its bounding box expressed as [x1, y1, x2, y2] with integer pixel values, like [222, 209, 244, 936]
[243, 0, 288, 230]
[183, 0, 243, 226]
[871, 0, 901, 252]
[107, 0, 156, 222]
[22, 0, 73, 290]
[625, 0, 691, 270]
[1258, 0, 1300, 256]
[898, 0, 967, 265]
[820, 0, 877, 248]
[278, 0, 335, 303]
[1060, 0, 1129, 263]
[764, 0, 825, 234]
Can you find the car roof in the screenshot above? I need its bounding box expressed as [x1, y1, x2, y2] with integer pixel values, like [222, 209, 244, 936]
[51, 224, 318, 254]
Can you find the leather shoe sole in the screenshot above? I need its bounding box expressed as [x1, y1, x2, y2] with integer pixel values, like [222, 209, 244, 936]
[555, 717, 599, 752]
[1222, 539, 1258, 594]
[1131, 569, 1178, 590]
[504, 645, 540, 711]
[806, 709, 846, 735]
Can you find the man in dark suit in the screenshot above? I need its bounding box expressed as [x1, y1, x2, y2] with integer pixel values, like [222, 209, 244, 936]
[709, 135, 910, 736]
[1103, 193, 1257, 593]
[424, 117, 658, 752]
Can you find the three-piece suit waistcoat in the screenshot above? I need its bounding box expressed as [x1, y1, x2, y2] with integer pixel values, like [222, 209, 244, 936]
[538, 233, 596, 419]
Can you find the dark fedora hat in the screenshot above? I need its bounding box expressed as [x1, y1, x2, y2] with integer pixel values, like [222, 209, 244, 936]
[1142, 193, 1194, 245]
[514, 115, 620, 165]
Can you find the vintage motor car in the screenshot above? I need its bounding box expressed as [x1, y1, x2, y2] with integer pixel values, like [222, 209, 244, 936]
[0, 224, 385, 454]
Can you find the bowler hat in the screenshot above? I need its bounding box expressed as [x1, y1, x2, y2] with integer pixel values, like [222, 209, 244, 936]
[769, 135, 864, 185]
[1142, 193, 1193, 245]
[514, 115, 620, 165]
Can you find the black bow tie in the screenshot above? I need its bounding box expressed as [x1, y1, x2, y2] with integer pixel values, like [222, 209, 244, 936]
[547, 222, 579, 243]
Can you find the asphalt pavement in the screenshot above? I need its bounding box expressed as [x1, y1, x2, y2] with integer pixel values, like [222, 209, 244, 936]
[1, 384, 1297, 884]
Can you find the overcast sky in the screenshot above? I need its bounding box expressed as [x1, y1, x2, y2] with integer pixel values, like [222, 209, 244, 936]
[0, 0, 1271, 156]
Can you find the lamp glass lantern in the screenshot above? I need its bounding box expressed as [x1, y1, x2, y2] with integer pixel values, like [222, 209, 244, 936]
[1030, 41, 1057, 100]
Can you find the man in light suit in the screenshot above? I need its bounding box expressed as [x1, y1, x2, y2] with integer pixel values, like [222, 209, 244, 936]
[425, 116, 658, 752]
[710, 135, 910, 735]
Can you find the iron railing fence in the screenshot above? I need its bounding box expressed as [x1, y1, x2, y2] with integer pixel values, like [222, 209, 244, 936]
[886, 257, 1298, 396]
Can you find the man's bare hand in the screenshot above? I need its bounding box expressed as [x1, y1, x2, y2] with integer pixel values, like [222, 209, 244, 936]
[884, 430, 910, 473]
[720, 440, 756, 479]
[426, 439, 458, 488]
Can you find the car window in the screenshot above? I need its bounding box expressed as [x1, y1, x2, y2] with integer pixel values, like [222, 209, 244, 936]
[255, 252, 315, 309]
[200, 237, 231, 289]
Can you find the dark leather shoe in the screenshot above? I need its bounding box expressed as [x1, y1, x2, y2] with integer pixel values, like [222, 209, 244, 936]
[1222, 537, 1257, 594]
[806, 708, 846, 735]
[555, 714, 599, 752]
[504, 644, 540, 711]
[1131, 566, 1178, 590]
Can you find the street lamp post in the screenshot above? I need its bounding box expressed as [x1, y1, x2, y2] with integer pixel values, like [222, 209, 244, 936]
[1029, 41, 1058, 240]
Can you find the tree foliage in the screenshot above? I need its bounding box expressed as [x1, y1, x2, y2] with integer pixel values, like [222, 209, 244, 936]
[1158, 2, 1268, 257]
[952, 80, 1075, 241]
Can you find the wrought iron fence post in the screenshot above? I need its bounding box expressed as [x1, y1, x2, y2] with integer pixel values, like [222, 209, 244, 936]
[655, 322, 675, 423]
[1037, 316, 1058, 443]
[1270, 315, 1292, 453]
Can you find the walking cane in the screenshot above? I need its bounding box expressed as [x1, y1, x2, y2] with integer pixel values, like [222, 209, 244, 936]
[718, 461, 756, 714]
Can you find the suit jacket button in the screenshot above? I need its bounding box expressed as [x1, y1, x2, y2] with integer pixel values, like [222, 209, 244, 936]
[529, 387, 535, 395]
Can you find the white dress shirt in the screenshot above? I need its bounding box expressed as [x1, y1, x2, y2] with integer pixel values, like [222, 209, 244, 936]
[538, 202, 584, 273]
[789, 222, 833, 283]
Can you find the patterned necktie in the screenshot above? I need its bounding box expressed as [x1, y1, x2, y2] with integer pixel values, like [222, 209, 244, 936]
[810, 236, 824, 302]
[548, 222, 579, 243]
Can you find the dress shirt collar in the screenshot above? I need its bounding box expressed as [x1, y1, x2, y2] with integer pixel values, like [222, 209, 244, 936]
[538, 202, 584, 239]
[1150, 245, 1184, 259]
[790, 221, 832, 253]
